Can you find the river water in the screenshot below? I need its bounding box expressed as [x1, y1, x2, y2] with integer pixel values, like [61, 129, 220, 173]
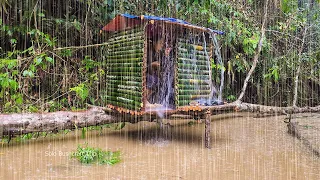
[1, 112, 319, 179]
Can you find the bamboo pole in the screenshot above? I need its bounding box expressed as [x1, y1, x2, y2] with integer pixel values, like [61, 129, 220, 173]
[178, 79, 210, 85]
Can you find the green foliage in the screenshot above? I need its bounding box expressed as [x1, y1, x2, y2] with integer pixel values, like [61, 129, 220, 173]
[71, 144, 121, 165]
[226, 95, 236, 102]
[264, 65, 280, 82]
[112, 122, 126, 130]
[70, 83, 89, 101]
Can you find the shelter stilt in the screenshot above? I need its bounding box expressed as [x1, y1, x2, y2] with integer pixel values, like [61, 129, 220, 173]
[205, 110, 211, 149]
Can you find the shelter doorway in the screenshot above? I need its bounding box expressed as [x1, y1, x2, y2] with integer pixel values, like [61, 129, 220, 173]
[146, 23, 176, 109]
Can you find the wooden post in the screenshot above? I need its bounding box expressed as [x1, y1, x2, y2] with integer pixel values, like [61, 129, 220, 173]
[205, 109, 211, 149]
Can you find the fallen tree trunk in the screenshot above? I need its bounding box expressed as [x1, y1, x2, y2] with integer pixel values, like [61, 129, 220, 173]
[0, 107, 119, 137]
[1, 103, 320, 137]
[237, 103, 320, 114]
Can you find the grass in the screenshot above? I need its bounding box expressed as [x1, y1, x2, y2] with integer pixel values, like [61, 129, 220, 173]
[71, 144, 121, 165]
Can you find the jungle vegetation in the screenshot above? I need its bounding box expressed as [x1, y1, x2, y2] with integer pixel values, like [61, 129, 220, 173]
[0, 0, 319, 113]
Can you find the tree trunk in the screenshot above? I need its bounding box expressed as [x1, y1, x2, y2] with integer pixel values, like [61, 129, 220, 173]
[236, 0, 269, 103]
[292, 26, 307, 107]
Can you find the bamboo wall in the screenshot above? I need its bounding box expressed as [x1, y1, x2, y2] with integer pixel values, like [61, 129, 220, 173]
[176, 31, 212, 106]
[105, 27, 144, 111]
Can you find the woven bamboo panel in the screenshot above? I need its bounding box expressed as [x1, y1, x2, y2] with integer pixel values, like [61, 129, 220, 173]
[105, 27, 144, 111]
[176, 32, 212, 107]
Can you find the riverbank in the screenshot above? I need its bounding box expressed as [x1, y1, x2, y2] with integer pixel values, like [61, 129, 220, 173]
[287, 113, 320, 157]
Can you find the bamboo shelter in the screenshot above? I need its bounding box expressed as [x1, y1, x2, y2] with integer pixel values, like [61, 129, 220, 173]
[101, 14, 225, 148]
[102, 14, 224, 115]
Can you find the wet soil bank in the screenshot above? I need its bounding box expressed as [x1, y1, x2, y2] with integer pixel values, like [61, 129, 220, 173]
[287, 113, 320, 157]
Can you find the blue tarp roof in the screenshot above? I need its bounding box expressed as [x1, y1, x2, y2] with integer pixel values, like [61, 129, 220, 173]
[121, 14, 224, 35]
[103, 13, 224, 35]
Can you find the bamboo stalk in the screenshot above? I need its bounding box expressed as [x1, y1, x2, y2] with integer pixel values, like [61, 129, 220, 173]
[178, 56, 208, 63]
[107, 44, 143, 52]
[178, 43, 210, 51]
[105, 92, 142, 102]
[106, 58, 143, 63]
[107, 49, 143, 56]
[177, 47, 209, 54]
[108, 32, 143, 42]
[178, 63, 209, 70]
[177, 89, 211, 95]
[106, 87, 142, 96]
[107, 40, 144, 48]
[106, 75, 142, 81]
[110, 28, 143, 38]
[177, 84, 210, 90]
[107, 71, 142, 76]
[108, 62, 143, 67]
[106, 84, 142, 91]
[108, 80, 142, 86]
[105, 96, 142, 107]
[107, 36, 143, 46]
[107, 39, 144, 49]
[106, 53, 143, 59]
[177, 68, 210, 75]
[178, 74, 210, 80]
[108, 67, 142, 72]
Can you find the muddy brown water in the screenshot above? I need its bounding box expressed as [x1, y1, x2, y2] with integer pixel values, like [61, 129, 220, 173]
[1, 112, 319, 180]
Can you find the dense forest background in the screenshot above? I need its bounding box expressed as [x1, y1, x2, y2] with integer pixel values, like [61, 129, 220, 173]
[0, 0, 319, 113]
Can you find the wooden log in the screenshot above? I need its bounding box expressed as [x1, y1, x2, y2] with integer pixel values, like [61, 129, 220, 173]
[0, 107, 118, 137]
[1, 102, 320, 138]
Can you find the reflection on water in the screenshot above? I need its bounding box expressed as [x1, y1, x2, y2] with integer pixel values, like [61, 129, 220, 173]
[1, 113, 319, 180]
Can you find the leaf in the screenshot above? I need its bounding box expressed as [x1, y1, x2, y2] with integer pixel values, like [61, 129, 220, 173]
[73, 19, 81, 31]
[10, 39, 17, 45]
[45, 57, 54, 64]
[16, 94, 23, 105]
[23, 70, 34, 77]
[38, 12, 45, 17]
[34, 57, 43, 65]
[70, 83, 89, 101]
[9, 79, 18, 90]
